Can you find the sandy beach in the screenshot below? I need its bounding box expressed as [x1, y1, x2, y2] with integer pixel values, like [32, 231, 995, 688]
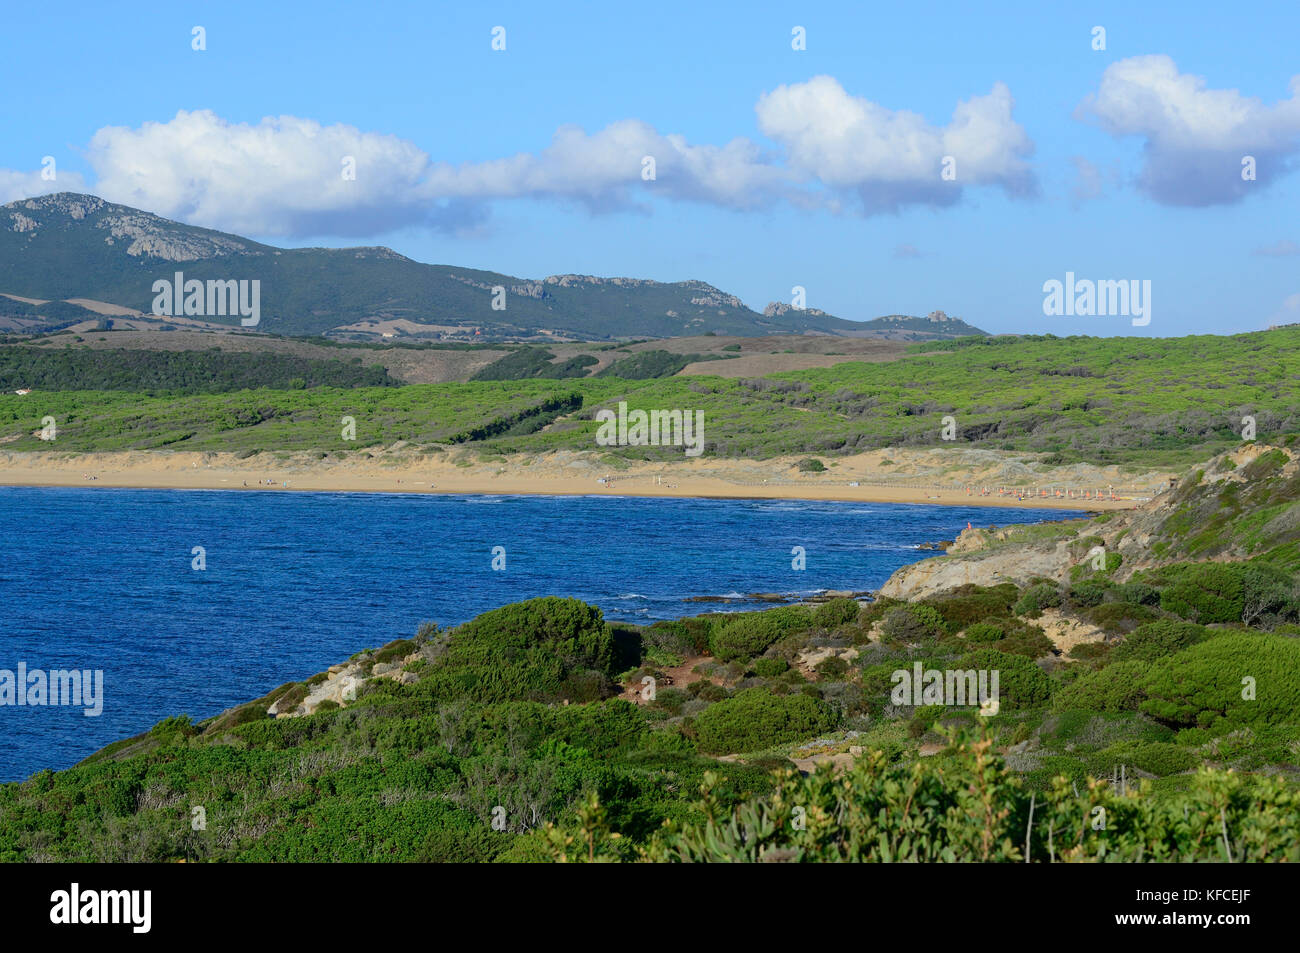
[0, 447, 1168, 511]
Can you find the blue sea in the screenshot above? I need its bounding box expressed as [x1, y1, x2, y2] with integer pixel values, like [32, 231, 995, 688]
[0, 487, 1083, 780]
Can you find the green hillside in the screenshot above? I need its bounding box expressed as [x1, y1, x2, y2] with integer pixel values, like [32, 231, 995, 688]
[3, 327, 1296, 466]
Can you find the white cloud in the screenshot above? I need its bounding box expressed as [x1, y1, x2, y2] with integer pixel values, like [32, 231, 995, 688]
[76, 110, 793, 236]
[86, 110, 436, 237]
[1, 78, 1039, 237]
[422, 119, 795, 211]
[1077, 55, 1300, 205]
[0, 168, 89, 205]
[755, 75, 1037, 213]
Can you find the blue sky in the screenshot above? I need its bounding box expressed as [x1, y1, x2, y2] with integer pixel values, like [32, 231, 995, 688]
[2, 0, 1297, 335]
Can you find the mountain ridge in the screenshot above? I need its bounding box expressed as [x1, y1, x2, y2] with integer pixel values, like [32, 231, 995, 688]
[0, 193, 987, 342]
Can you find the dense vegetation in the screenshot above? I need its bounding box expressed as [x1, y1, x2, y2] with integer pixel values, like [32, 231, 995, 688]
[468, 347, 721, 381]
[3, 327, 1297, 465]
[0, 346, 398, 392]
[469, 348, 599, 381]
[593, 350, 720, 379]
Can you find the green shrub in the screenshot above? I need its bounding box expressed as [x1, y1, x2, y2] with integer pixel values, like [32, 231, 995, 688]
[816, 657, 849, 679]
[629, 728, 1300, 862]
[1082, 601, 1161, 635]
[690, 681, 730, 702]
[1116, 582, 1160, 606]
[963, 621, 1006, 643]
[1052, 660, 1150, 713]
[1014, 583, 1061, 617]
[907, 704, 945, 738]
[418, 597, 614, 704]
[710, 607, 809, 662]
[957, 649, 1052, 710]
[651, 687, 688, 715]
[813, 598, 861, 629]
[1140, 633, 1300, 729]
[992, 624, 1054, 659]
[1111, 620, 1209, 662]
[880, 604, 946, 643]
[1160, 563, 1246, 624]
[1085, 741, 1199, 778]
[1067, 578, 1112, 609]
[692, 688, 836, 754]
[1242, 563, 1300, 629]
[149, 714, 196, 738]
[644, 620, 697, 657]
[1068, 641, 1111, 661]
[923, 584, 1019, 633]
[372, 639, 417, 666]
[751, 657, 790, 678]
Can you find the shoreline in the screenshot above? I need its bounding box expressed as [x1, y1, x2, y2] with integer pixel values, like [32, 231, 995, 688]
[0, 450, 1146, 510]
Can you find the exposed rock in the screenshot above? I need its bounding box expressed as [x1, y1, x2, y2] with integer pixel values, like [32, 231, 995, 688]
[798, 645, 860, 670]
[690, 291, 745, 309]
[878, 541, 1075, 600]
[1035, 609, 1107, 654]
[763, 302, 832, 318]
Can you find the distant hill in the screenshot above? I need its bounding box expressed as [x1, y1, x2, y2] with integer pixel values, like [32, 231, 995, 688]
[0, 193, 986, 342]
[762, 303, 985, 341]
[0, 294, 104, 334]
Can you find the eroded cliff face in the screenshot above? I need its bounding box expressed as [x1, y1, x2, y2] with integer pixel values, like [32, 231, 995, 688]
[878, 444, 1299, 601]
[878, 540, 1076, 600]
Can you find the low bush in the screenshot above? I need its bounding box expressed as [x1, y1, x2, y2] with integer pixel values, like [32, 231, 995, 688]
[1014, 583, 1062, 617]
[692, 688, 836, 754]
[963, 621, 1005, 643]
[957, 648, 1052, 710]
[1066, 578, 1113, 609]
[710, 607, 810, 662]
[1160, 563, 1246, 624]
[1110, 620, 1209, 662]
[1052, 660, 1150, 713]
[880, 604, 946, 643]
[923, 584, 1019, 633]
[1140, 633, 1300, 729]
[816, 656, 850, 679]
[813, 598, 861, 629]
[1081, 602, 1161, 636]
[1084, 741, 1199, 778]
[751, 657, 790, 678]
